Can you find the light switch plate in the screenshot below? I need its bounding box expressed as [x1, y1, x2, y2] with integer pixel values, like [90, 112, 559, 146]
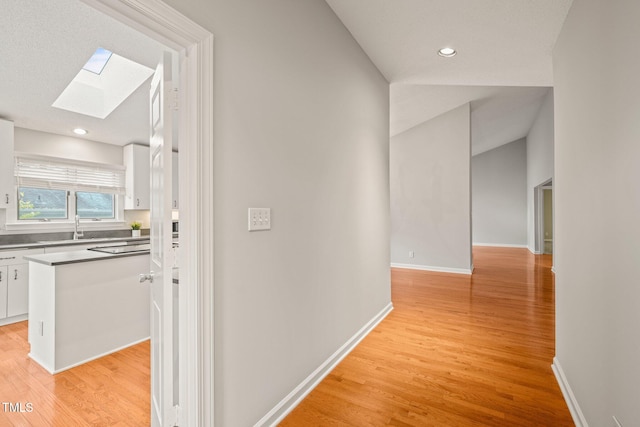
[248, 208, 271, 231]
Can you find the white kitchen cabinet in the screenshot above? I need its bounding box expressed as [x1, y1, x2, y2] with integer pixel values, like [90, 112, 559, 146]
[0, 119, 15, 209]
[7, 263, 28, 317]
[0, 267, 7, 319]
[172, 151, 179, 210]
[0, 248, 44, 325]
[123, 143, 150, 210]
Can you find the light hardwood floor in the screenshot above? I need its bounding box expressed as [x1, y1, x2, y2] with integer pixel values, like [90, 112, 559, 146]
[0, 247, 572, 426]
[0, 321, 149, 426]
[281, 247, 574, 426]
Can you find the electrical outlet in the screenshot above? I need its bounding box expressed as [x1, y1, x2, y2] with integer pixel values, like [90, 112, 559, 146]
[409, 251, 414, 258]
[248, 208, 271, 231]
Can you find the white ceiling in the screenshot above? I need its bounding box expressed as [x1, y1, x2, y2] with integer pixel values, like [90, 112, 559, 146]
[326, 0, 573, 153]
[0, 0, 166, 147]
[1, 0, 572, 154]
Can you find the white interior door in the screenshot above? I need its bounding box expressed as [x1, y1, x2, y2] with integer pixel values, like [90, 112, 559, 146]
[149, 51, 178, 427]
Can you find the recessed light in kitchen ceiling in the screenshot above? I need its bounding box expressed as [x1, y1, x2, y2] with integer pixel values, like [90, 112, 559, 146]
[438, 47, 457, 58]
[52, 47, 154, 119]
[73, 128, 88, 135]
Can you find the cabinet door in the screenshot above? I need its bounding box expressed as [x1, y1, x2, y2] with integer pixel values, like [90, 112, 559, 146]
[0, 266, 7, 319]
[7, 264, 28, 317]
[0, 119, 14, 208]
[124, 144, 151, 210]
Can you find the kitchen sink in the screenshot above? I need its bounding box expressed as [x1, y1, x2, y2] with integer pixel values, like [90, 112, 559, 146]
[89, 243, 150, 254]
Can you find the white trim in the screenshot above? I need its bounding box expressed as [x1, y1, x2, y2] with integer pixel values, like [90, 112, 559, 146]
[5, 220, 127, 233]
[81, 1, 215, 425]
[528, 246, 541, 255]
[613, 416, 623, 427]
[551, 266, 556, 274]
[552, 357, 589, 427]
[472, 243, 529, 248]
[391, 262, 473, 275]
[0, 314, 28, 327]
[255, 303, 394, 427]
[29, 336, 150, 375]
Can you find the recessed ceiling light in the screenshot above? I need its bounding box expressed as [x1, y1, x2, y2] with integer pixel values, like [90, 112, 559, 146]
[438, 47, 457, 58]
[73, 128, 88, 135]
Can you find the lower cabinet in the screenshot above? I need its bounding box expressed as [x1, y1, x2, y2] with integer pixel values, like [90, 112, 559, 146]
[0, 264, 29, 318]
[0, 248, 44, 326]
[7, 263, 28, 317]
[0, 267, 7, 319]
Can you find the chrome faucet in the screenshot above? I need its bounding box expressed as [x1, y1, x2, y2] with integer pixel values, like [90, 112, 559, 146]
[73, 215, 84, 240]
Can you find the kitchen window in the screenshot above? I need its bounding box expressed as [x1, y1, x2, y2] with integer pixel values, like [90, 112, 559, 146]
[18, 187, 68, 220]
[10, 153, 125, 227]
[76, 191, 115, 219]
[18, 188, 115, 221]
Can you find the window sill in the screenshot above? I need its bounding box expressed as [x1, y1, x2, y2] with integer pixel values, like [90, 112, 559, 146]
[5, 220, 128, 233]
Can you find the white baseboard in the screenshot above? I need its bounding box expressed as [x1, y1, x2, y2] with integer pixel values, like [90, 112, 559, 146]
[255, 302, 394, 427]
[29, 336, 151, 375]
[528, 246, 542, 254]
[391, 263, 472, 275]
[473, 243, 529, 249]
[552, 357, 589, 427]
[0, 313, 28, 327]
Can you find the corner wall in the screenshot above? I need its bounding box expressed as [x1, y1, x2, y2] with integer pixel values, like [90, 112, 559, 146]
[471, 138, 527, 247]
[526, 90, 554, 252]
[162, 0, 392, 425]
[390, 103, 472, 273]
[553, 0, 640, 424]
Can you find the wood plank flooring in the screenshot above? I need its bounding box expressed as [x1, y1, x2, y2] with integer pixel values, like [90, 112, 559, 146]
[281, 247, 574, 426]
[0, 247, 572, 426]
[0, 321, 149, 426]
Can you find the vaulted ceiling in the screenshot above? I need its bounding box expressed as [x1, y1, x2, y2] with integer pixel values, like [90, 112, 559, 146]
[326, 0, 573, 153]
[0, 0, 573, 154]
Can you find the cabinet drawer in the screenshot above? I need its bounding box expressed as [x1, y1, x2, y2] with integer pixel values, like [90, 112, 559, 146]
[0, 248, 45, 266]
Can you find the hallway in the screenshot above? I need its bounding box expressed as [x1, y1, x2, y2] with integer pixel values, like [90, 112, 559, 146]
[282, 247, 573, 426]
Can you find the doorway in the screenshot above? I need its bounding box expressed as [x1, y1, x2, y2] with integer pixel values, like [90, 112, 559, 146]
[543, 188, 553, 254]
[82, 0, 214, 424]
[534, 179, 553, 256]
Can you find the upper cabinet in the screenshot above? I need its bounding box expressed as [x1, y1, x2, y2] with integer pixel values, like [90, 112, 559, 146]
[123, 144, 150, 210]
[0, 119, 15, 209]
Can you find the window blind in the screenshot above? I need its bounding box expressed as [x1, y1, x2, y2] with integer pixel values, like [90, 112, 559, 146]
[14, 153, 126, 195]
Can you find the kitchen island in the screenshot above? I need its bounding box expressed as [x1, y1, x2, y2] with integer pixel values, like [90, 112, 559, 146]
[25, 246, 150, 374]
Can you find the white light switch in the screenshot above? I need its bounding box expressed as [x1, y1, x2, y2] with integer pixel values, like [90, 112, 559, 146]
[248, 208, 271, 231]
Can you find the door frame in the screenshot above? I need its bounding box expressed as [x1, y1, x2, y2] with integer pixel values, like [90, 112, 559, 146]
[80, 0, 215, 425]
[534, 179, 553, 256]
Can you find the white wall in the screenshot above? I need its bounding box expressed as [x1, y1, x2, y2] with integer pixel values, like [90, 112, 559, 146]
[553, 0, 640, 425]
[526, 90, 554, 252]
[472, 138, 527, 246]
[390, 103, 472, 273]
[162, 1, 391, 425]
[14, 127, 123, 165]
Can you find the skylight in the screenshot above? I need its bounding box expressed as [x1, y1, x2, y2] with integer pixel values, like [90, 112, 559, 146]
[82, 47, 113, 75]
[52, 48, 154, 119]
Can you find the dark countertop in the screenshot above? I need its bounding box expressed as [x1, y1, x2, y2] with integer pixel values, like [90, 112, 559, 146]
[0, 236, 151, 251]
[24, 246, 150, 266]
